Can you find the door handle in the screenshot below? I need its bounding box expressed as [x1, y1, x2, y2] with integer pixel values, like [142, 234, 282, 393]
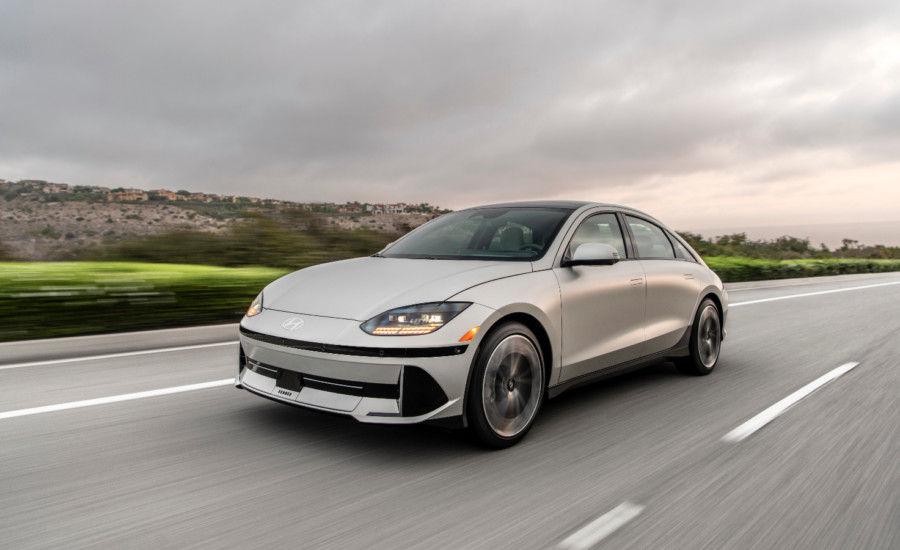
[684, 274, 694, 280]
[630, 278, 644, 286]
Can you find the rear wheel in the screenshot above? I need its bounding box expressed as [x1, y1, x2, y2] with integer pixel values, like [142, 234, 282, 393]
[675, 299, 721, 376]
[466, 322, 544, 449]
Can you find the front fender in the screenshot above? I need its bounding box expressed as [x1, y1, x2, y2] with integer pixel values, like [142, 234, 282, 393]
[449, 270, 563, 386]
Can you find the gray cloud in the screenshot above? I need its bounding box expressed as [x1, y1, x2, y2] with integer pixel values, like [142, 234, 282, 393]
[1, 0, 899, 216]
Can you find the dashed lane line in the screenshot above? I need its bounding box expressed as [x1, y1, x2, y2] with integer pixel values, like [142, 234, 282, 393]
[722, 362, 860, 443]
[558, 502, 645, 550]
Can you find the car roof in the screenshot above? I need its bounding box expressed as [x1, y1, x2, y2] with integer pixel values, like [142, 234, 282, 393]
[458, 200, 661, 223]
[460, 200, 594, 210]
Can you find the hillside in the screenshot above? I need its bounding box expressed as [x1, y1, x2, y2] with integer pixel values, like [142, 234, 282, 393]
[0, 197, 227, 260]
[0, 196, 432, 261]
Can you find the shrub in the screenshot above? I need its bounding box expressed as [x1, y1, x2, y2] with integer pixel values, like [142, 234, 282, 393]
[0, 262, 287, 342]
[73, 214, 394, 270]
[39, 225, 61, 239]
[705, 257, 900, 283]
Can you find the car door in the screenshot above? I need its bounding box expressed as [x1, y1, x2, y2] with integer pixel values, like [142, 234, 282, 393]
[554, 211, 647, 383]
[624, 215, 703, 356]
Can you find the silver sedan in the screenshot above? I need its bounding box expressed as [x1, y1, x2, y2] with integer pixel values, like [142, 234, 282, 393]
[237, 201, 727, 448]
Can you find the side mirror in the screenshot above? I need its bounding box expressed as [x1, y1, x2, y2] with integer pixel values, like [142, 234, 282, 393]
[563, 243, 620, 267]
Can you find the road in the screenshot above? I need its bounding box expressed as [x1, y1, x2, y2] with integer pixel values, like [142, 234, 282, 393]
[2, 272, 900, 549]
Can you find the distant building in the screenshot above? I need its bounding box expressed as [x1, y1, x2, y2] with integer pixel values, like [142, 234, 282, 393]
[108, 190, 149, 202]
[219, 195, 239, 203]
[151, 189, 187, 201]
[339, 204, 363, 213]
[188, 193, 214, 203]
[42, 183, 71, 194]
[264, 199, 283, 205]
[20, 180, 48, 187]
[246, 197, 261, 203]
[91, 186, 111, 194]
[367, 203, 385, 214]
[385, 203, 406, 214]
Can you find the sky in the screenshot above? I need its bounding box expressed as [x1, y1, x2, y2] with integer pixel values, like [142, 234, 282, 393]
[1, 0, 899, 231]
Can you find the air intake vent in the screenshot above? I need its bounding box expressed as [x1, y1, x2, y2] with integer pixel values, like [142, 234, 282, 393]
[401, 367, 449, 417]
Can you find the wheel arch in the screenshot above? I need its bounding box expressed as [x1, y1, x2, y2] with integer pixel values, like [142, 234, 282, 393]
[460, 310, 555, 427]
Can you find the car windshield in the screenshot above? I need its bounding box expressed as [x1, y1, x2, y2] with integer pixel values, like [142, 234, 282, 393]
[382, 207, 573, 261]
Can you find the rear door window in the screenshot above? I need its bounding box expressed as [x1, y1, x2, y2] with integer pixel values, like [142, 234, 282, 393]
[626, 216, 675, 259]
[668, 232, 697, 262]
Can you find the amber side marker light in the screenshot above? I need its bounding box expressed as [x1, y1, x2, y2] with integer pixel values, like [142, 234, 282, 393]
[459, 327, 479, 342]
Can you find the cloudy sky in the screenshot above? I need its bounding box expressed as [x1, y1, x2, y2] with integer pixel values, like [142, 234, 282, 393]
[1, 0, 899, 230]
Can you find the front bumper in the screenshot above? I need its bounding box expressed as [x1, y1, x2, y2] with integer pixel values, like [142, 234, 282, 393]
[236, 306, 492, 424]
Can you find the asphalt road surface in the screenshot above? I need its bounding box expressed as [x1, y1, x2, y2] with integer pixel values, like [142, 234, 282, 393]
[2, 272, 900, 549]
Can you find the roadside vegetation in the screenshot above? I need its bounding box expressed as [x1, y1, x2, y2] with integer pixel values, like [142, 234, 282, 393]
[71, 213, 396, 270]
[679, 232, 900, 260]
[704, 257, 900, 283]
[0, 262, 288, 342]
[2, 223, 900, 342]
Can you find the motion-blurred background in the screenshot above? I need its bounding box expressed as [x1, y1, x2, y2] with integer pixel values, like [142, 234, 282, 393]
[1, 0, 899, 341]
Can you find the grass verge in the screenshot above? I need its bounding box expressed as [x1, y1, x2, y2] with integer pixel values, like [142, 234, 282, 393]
[705, 257, 900, 283]
[2, 258, 900, 342]
[0, 262, 287, 343]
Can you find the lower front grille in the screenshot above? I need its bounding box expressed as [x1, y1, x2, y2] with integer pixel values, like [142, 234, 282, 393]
[246, 359, 400, 400]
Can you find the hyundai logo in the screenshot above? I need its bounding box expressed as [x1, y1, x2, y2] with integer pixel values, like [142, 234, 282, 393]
[282, 318, 304, 331]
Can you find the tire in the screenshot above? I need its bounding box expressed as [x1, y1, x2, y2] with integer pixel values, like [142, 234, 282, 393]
[466, 322, 545, 449]
[675, 298, 722, 376]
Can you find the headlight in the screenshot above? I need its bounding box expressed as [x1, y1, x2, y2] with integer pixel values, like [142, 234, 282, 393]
[246, 292, 263, 317]
[361, 302, 471, 336]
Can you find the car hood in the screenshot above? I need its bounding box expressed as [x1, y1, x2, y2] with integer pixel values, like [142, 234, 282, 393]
[263, 257, 531, 321]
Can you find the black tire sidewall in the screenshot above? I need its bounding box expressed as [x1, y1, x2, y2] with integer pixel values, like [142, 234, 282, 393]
[466, 322, 544, 449]
[681, 298, 720, 375]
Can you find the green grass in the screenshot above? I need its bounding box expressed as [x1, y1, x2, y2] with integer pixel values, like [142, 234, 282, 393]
[0, 262, 288, 342]
[3, 257, 900, 342]
[704, 257, 900, 283]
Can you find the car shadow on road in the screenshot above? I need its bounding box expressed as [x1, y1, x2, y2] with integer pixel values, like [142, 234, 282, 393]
[228, 362, 686, 461]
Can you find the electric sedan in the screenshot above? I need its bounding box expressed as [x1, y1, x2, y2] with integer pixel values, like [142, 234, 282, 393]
[237, 201, 727, 448]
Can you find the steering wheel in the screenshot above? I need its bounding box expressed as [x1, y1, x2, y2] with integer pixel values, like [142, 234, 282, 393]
[518, 243, 543, 252]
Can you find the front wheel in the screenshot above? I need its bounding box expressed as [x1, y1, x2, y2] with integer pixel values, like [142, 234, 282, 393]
[466, 322, 544, 449]
[675, 298, 722, 376]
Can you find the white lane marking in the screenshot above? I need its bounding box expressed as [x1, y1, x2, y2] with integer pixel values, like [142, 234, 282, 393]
[558, 502, 645, 550]
[0, 379, 235, 420]
[722, 362, 859, 443]
[0, 341, 239, 371]
[730, 280, 900, 307]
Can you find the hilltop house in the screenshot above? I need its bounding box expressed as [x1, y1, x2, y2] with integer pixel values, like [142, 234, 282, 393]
[42, 183, 71, 194]
[108, 190, 149, 202]
[366, 203, 406, 214]
[151, 189, 186, 201]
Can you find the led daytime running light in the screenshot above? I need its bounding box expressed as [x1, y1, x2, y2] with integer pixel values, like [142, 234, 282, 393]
[361, 302, 471, 336]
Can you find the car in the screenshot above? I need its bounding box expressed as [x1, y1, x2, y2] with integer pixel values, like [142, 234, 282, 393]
[237, 201, 727, 448]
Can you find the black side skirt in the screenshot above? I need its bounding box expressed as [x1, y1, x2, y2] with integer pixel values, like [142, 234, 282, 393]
[548, 327, 692, 399]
